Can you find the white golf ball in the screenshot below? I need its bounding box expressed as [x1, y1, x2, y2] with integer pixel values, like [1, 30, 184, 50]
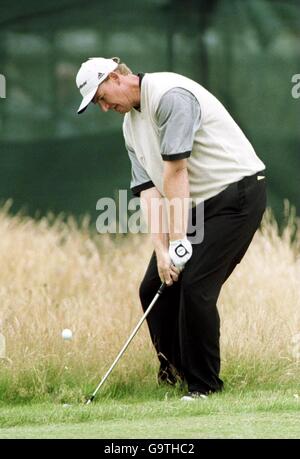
[62, 328, 73, 340]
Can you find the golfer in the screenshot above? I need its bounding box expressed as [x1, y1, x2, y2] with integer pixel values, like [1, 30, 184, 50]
[76, 57, 266, 400]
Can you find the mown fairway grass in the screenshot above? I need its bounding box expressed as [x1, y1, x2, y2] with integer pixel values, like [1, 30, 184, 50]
[0, 389, 300, 439]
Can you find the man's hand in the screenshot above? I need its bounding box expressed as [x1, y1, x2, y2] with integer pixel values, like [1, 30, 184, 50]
[156, 249, 180, 286]
[169, 237, 193, 270]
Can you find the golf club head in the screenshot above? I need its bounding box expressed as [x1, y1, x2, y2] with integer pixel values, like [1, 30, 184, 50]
[85, 396, 94, 405]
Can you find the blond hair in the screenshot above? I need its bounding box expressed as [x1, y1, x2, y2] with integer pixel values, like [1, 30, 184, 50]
[111, 57, 132, 75]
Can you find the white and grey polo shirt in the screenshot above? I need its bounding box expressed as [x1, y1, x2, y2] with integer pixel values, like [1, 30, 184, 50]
[123, 72, 265, 201]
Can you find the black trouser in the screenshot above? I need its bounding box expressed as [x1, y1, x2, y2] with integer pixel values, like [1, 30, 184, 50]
[139, 172, 267, 394]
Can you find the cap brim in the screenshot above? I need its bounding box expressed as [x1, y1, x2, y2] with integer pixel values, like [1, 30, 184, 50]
[77, 87, 98, 114]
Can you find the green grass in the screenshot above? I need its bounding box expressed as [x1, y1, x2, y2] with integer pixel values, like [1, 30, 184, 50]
[0, 389, 299, 439]
[1, 357, 298, 404]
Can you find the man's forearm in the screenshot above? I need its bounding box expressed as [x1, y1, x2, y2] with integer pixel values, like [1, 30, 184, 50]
[163, 160, 190, 241]
[140, 187, 169, 253]
[140, 186, 181, 286]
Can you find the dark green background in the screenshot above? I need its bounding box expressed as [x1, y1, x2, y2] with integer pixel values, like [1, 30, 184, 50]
[0, 0, 299, 222]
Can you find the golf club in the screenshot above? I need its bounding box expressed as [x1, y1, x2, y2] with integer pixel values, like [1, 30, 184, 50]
[85, 282, 166, 405]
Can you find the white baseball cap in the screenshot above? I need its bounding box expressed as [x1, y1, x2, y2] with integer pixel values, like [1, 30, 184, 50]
[76, 57, 118, 114]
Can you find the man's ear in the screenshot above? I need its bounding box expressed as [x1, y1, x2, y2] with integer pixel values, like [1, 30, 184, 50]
[108, 72, 120, 84]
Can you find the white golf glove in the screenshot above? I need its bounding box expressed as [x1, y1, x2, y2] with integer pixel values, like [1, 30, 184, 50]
[169, 237, 193, 270]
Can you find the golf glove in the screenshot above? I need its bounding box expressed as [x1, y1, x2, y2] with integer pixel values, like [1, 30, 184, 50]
[169, 237, 193, 270]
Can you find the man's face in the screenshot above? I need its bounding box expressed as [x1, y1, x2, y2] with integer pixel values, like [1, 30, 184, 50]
[92, 73, 133, 114]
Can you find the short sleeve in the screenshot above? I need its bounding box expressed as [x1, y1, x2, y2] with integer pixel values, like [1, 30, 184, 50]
[127, 146, 154, 197]
[155, 88, 201, 161]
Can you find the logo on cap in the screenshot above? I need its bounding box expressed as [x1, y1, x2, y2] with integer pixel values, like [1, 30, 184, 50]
[79, 81, 87, 90]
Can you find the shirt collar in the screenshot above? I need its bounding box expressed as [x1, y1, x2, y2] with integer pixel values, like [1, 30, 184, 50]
[134, 73, 145, 111]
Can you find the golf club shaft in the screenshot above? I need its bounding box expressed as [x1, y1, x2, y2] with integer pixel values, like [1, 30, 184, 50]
[86, 282, 166, 404]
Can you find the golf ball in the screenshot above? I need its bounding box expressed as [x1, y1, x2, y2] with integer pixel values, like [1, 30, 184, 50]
[62, 328, 73, 340]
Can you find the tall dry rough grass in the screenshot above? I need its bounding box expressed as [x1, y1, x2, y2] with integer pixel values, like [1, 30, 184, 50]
[0, 202, 299, 401]
[219, 205, 300, 388]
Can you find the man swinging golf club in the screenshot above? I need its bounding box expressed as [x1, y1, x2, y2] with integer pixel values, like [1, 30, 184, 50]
[76, 57, 266, 401]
